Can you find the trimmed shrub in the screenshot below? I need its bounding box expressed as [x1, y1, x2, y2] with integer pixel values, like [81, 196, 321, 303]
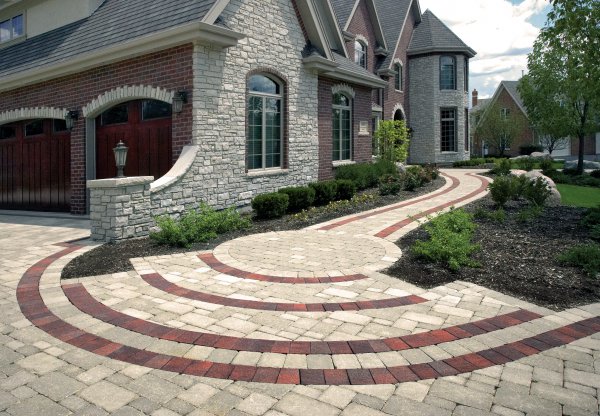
[453, 158, 486, 167]
[334, 179, 357, 201]
[558, 243, 600, 277]
[334, 160, 396, 190]
[523, 177, 551, 206]
[517, 205, 544, 222]
[516, 157, 535, 172]
[423, 164, 440, 180]
[539, 158, 554, 174]
[404, 166, 427, 191]
[310, 180, 338, 206]
[411, 209, 480, 271]
[519, 144, 544, 155]
[489, 158, 512, 176]
[151, 204, 251, 247]
[278, 186, 315, 213]
[379, 174, 403, 196]
[251, 192, 289, 219]
[488, 176, 517, 207]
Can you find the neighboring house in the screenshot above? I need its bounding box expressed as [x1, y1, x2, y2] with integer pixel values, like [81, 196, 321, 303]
[0, 0, 474, 215]
[470, 81, 597, 158]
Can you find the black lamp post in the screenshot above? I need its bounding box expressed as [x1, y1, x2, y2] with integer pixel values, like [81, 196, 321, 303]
[65, 110, 79, 131]
[113, 140, 128, 178]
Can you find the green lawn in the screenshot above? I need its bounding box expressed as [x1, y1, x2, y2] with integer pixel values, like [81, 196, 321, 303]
[557, 184, 600, 208]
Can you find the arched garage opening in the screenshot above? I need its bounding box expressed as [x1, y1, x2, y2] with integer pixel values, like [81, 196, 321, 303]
[95, 99, 173, 179]
[0, 118, 70, 212]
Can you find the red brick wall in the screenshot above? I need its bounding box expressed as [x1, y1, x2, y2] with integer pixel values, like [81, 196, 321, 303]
[0, 44, 194, 214]
[473, 88, 534, 157]
[571, 134, 597, 155]
[346, 0, 379, 74]
[318, 77, 373, 180]
[384, 10, 416, 121]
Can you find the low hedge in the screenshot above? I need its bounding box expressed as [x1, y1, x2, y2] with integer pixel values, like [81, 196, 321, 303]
[334, 179, 357, 201]
[335, 160, 396, 190]
[252, 192, 289, 219]
[278, 186, 315, 213]
[310, 180, 338, 206]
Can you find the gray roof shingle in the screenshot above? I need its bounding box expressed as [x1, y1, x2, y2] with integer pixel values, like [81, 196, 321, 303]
[408, 9, 475, 57]
[373, 0, 413, 70]
[0, 0, 218, 79]
[501, 80, 525, 113]
[330, 0, 356, 29]
[331, 51, 386, 84]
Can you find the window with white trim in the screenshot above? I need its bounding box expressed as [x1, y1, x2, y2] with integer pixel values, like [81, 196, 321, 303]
[394, 63, 403, 91]
[0, 14, 24, 43]
[247, 74, 283, 170]
[354, 40, 367, 69]
[333, 93, 352, 161]
[441, 108, 457, 152]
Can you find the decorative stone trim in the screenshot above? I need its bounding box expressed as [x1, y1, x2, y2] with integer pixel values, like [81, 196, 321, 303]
[0, 106, 68, 124]
[332, 84, 356, 98]
[354, 34, 369, 46]
[82, 85, 176, 117]
[392, 57, 404, 66]
[392, 103, 406, 120]
[151, 145, 199, 193]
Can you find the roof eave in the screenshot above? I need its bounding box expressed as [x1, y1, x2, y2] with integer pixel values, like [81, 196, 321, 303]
[323, 67, 388, 88]
[407, 46, 476, 58]
[0, 21, 245, 93]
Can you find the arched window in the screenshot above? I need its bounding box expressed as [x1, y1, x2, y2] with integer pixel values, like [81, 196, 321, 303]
[354, 40, 367, 69]
[440, 55, 456, 90]
[332, 93, 352, 161]
[247, 74, 283, 170]
[394, 63, 403, 91]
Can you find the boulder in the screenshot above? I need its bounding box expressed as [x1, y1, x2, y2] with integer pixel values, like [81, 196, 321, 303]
[564, 160, 600, 170]
[530, 152, 550, 159]
[396, 162, 407, 174]
[521, 171, 562, 207]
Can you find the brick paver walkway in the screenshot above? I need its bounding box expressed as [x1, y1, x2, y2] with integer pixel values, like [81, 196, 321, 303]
[2, 169, 600, 415]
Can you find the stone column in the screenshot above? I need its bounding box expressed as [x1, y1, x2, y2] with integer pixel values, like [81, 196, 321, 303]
[87, 177, 154, 242]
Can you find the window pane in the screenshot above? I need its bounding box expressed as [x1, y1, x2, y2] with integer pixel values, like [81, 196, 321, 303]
[101, 103, 128, 125]
[333, 93, 349, 107]
[441, 109, 456, 152]
[142, 100, 172, 120]
[0, 125, 16, 140]
[440, 56, 456, 90]
[0, 20, 10, 42]
[354, 41, 366, 68]
[25, 120, 43, 136]
[12, 14, 23, 37]
[249, 75, 279, 95]
[53, 119, 68, 133]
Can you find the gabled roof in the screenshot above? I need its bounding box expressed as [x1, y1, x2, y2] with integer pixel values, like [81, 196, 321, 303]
[473, 80, 528, 129]
[501, 81, 526, 114]
[374, 0, 418, 70]
[471, 98, 491, 113]
[407, 9, 476, 57]
[329, 0, 388, 52]
[0, 0, 240, 90]
[330, 0, 356, 28]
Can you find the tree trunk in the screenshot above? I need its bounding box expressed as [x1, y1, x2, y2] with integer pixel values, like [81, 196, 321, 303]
[577, 133, 585, 175]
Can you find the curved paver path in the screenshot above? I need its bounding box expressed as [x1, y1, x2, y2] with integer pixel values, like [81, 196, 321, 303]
[4, 169, 600, 415]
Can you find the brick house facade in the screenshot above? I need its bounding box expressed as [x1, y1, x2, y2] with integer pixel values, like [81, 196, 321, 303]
[0, 0, 475, 222]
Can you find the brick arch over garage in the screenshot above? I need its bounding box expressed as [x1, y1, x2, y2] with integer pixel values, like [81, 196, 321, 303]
[82, 85, 178, 182]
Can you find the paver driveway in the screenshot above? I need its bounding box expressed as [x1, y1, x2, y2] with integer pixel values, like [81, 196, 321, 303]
[2, 169, 600, 415]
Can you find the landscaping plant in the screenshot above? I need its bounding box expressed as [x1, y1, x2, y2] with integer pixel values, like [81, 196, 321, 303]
[373, 120, 410, 163]
[251, 192, 289, 219]
[309, 180, 338, 206]
[334, 179, 357, 201]
[278, 186, 315, 213]
[558, 243, 600, 278]
[151, 204, 251, 247]
[411, 208, 480, 271]
[379, 174, 403, 196]
[488, 176, 518, 208]
[489, 158, 512, 176]
[523, 177, 551, 206]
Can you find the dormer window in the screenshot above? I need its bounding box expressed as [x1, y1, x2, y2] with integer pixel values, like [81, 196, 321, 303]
[0, 14, 24, 44]
[354, 40, 367, 69]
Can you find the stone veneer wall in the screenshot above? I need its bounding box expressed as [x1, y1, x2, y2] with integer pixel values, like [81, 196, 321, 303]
[408, 54, 470, 164]
[188, 0, 319, 209]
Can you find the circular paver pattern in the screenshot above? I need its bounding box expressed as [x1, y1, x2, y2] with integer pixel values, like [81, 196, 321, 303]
[214, 230, 400, 276]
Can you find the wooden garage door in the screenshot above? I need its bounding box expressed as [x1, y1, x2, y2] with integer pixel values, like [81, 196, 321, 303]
[96, 100, 173, 180]
[0, 119, 71, 212]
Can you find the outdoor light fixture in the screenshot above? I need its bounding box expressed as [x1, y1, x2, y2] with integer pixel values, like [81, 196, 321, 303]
[113, 140, 128, 178]
[172, 91, 188, 113]
[65, 110, 79, 131]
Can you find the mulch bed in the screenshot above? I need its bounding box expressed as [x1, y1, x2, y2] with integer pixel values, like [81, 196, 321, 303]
[387, 197, 598, 311]
[61, 178, 445, 279]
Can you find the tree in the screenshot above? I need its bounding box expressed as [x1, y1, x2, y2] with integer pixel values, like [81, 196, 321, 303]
[521, 0, 600, 174]
[373, 120, 410, 163]
[538, 134, 571, 155]
[474, 103, 525, 156]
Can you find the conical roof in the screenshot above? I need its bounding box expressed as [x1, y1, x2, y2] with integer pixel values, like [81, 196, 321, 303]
[408, 9, 476, 57]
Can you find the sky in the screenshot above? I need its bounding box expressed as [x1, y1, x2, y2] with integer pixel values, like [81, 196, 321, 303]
[419, 0, 552, 102]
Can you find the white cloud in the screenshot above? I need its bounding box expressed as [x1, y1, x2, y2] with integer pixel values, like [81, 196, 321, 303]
[418, 0, 550, 100]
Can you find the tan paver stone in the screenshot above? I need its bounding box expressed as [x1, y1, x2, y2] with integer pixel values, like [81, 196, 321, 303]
[79, 381, 137, 412]
[274, 392, 339, 416]
[394, 382, 430, 402]
[319, 386, 356, 409]
[29, 372, 85, 401]
[178, 382, 219, 406]
[236, 392, 278, 415]
[382, 396, 452, 416]
[17, 352, 66, 375]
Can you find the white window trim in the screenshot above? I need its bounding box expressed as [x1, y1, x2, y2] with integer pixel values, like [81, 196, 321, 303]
[0, 11, 26, 47]
[332, 93, 353, 162]
[247, 76, 284, 171]
[392, 59, 404, 92]
[354, 35, 368, 69]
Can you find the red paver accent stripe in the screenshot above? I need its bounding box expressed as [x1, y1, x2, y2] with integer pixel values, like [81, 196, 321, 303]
[318, 173, 461, 230]
[375, 174, 490, 238]
[17, 246, 600, 385]
[62, 282, 541, 355]
[140, 272, 425, 311]
[198, 253, 369, 284]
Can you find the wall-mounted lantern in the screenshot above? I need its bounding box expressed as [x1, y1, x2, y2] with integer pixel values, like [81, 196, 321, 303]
[172, 91, 188, 113]
[113, 140, 128, 178]
[65, 110, 79, 131]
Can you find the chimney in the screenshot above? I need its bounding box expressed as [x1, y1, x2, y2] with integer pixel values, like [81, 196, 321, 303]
[472, 89, 478, 107]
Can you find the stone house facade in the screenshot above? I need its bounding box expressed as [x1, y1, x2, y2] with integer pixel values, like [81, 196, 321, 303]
[0, 0, 475, 240]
